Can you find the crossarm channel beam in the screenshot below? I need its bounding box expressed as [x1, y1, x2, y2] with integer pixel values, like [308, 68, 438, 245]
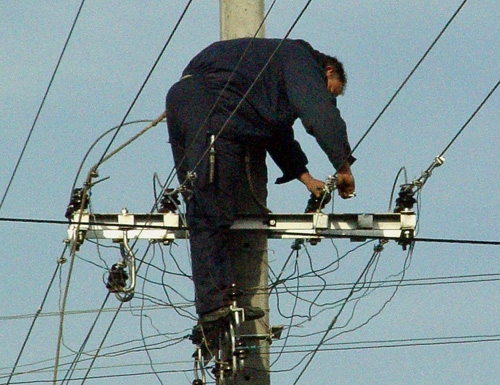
[66, 210, 415, 249]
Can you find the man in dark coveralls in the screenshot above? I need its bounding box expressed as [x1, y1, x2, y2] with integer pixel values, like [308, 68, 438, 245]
[166, 38, 355, 323]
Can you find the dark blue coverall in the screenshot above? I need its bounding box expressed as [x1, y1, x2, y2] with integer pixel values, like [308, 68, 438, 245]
[166, 38, 354, 316]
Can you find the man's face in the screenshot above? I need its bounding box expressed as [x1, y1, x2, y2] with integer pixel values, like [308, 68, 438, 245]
[325, 66, 345, 97]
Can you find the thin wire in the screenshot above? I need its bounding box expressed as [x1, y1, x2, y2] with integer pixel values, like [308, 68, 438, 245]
[94, 1, 193, 170]
[79, 302, 124, 385]
[0, 0, 86, 213]
[348, 0, 469, 158]
[271, 333, 500, 356]
[292, 248, 381, 384]
[439, 78, 500, 157]
[59, 294, 110, 385]
[5, 251, 65, 385]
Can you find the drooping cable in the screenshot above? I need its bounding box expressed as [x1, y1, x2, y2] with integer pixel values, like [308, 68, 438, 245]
[291, 245, 384, 384]
[59, 294, 111, 385]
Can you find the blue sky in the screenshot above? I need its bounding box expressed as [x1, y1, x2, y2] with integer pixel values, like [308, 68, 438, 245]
[1, 1, 499, 384]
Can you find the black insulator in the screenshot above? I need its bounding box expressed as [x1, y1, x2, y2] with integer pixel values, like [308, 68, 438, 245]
[106, 263, 129, 292]
[65, 188, 89, 219]
[233, 340, 249, 360]
[291, 239, 303, 250]
[192, 380, 204, 385]
[225, 283, 242, 301]
[305, 190, 332, 213]
[158, 188, 181, 213]
[212, 362, 232, 378]
[394, 185, 416, 213]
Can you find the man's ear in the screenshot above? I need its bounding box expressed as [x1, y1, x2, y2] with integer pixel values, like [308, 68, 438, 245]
[325, 65, 335, 77]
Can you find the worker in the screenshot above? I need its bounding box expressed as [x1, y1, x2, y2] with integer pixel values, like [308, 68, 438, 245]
[165, 38, 356, 325]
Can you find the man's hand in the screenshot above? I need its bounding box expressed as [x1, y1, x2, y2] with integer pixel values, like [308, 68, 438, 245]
[298, 172, 325, 198]
[336, 165, 355, 199]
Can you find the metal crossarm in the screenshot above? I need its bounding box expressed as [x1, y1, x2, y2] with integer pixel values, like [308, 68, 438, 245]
[66, 209, 416, 248]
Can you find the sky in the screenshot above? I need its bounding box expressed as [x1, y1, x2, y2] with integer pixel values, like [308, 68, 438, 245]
[1, 0, 499, 384]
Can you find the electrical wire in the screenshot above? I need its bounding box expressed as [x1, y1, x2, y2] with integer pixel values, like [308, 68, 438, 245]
[347, 0, 470, 160]
[94, 1, 193, 171]
[1, 215, 499, 246]
[291, 243, 389, 384]
[5, 250, 65, 385]
[439, 78, 500, 158]
[0, 0, 86, 213]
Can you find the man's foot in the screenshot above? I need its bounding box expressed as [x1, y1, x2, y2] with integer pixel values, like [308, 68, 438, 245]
[199, 307, 232, 323]
[243, 306, 265, 321]
[199, 306, 265, 324]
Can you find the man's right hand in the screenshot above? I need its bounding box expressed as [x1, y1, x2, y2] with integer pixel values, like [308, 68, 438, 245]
[336, 165, 355, 199]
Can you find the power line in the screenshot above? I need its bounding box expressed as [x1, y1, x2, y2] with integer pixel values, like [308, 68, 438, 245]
[439, 78, 500, 157]
[0, 0, 87, 213]
[1, 216, 499, 246]
[273, 333, 500, 355]
[94, 0, 194, 170]
[5, 254, 65, 385]
[348, 0, 469, 157]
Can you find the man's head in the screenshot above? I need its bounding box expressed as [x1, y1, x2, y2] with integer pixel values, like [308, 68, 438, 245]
[323, 56, 347, 97]
[295, 40, 347, 96]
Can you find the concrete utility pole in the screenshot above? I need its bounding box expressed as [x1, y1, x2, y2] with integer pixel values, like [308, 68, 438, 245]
[219, 1, 270, 384]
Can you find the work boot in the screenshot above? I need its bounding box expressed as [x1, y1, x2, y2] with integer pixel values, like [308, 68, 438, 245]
[199, 307, 232, 324]
[243, 306, 265, 322]
[199, 306, 265, 324]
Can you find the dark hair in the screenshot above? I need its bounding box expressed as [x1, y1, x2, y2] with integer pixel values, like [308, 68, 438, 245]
[324, 56, 347, 86]
[295, 40, 348, 87]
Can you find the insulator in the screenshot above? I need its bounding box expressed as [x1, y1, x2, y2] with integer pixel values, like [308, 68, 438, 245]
[106, 263, 129, 292]
[225, 283, 242, 301]
[394, 185, 416, 213]
[291, 239, 303, 250]
[305, 190, 332, 213]
[65, 188, 89, 219]
[158, 188, 181, 213]
[213, 361, 232, 378]
[192, 379, 204, 385]
[233, 341, 249, 360]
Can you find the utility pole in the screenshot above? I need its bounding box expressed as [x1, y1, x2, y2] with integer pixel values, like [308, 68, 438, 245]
[219, 1, 270, 384]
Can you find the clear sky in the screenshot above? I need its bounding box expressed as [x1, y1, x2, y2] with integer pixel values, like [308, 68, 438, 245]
[1, 1, 499, 384]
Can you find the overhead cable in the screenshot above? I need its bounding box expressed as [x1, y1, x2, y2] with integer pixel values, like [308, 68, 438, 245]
[439, 78, 500, 157]
[348, 0, 469, 157]
[0, 0, 87, 213]
[94, 1, 194, 171]
[5, 251, 66, 385]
